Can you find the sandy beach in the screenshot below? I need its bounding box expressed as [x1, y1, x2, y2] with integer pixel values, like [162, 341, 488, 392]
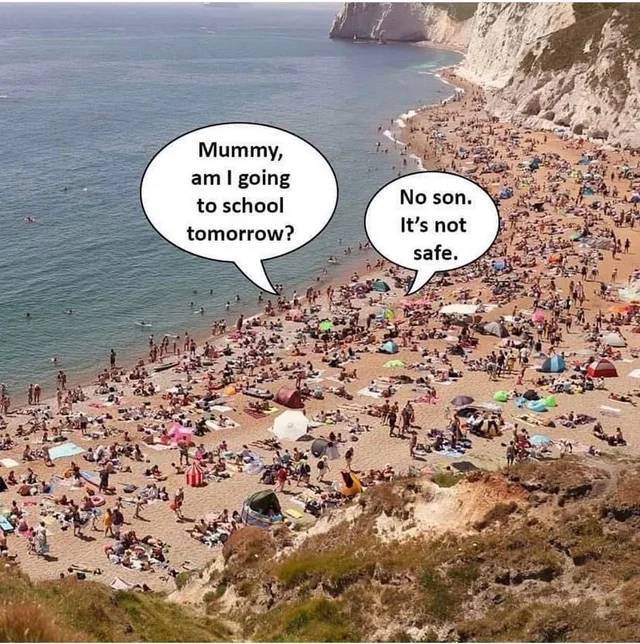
[1, 67, 640, 594]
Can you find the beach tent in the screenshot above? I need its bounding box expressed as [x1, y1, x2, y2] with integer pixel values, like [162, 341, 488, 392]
[274, 387, 304, 409]
[602, 332, 626, 348]
[587, 358, 618, 378]
[311, 438, 329, 458]
[241, 490, 282, 528]
[339, 471, 362, 497]
[376, 307, 396, 321]
[273, 410, 309, 441]
[493, 259, 507, 271]
[372, 279, 391, 292]
[380, 340, 399, 354]
[523, 389, 539, 401]
[483, 321, 509, 338]
[451, 395, 474, 407]
[493, 391, 509, 402]
[539, 355, 566, 373]
[185, 463, 204, 487]
[542, 395, 558, 408]
[167, 422, 193, 445]
[526, 400, 547, 413]
[319, 320, 333, 332]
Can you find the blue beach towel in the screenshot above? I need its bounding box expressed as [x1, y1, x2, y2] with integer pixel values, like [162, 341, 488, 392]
[49, 442, 85, 460]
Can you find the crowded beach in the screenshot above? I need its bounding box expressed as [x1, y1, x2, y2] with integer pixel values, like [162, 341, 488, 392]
[0, 70, 640, 591]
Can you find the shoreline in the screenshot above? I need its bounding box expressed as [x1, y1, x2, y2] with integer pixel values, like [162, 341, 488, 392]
[5, 59, 462, 409]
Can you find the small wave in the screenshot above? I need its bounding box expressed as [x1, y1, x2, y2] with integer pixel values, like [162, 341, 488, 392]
[383, 129, 404, 146]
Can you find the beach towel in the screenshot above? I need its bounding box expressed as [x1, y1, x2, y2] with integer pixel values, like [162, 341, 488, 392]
[212, 405, 233, 412]
[285, 508, 304, 519]
[244, 408, 266, 419]
[0, 459, 19, 468]
[110, 577, 134, 591]
[357, 388, 381, 398]
[49, 442, 84, 460]
[0, 515, 14, 533]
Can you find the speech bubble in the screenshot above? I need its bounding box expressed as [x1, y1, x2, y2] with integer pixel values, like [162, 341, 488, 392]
[140, 122, 338, 294]
[365, 171, 500, 295]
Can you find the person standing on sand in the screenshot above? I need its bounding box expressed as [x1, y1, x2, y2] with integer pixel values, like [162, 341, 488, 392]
[103, 507, 114, 537]
[409, 432, 418, 459]
[506, 442, 516, 468]
[171, 488, 184, 522]
[316, 455, 329, 482]
[344, 446, 354, 471]
[388, 407, 397, 437]
[275, 466, 288, 492]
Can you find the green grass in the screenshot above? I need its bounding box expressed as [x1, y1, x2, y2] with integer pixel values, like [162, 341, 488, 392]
[0, 567, 230, 642]
[252, 598, 360, 642]
[274, 549, 374, 589]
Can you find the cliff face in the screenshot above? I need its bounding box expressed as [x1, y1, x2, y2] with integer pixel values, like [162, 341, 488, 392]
[329, 3, 476, 51]
[458, 4, 640, 147]
[331, 3, 640, 148]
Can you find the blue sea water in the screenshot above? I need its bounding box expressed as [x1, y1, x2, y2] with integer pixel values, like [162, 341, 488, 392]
[0, 2, 460, 396]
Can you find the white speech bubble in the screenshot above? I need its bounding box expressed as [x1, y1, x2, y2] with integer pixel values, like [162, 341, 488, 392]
[365, 171, 500, 295]
[140, 122, 338, 294]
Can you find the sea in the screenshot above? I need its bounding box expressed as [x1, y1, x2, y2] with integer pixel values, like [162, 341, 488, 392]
[0, 2, 461, 397]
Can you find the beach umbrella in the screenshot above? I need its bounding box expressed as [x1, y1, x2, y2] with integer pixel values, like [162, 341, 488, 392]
[382, 307, 396, 320]
[384, 359, 405, 368]
[493, 391, 509, 403]
[272, 410, 309, 441]
[602, 332, 626, 348]
[493, 259, 507, 271]
[532, 310, 546, 324]
[224, 385, 237, 396]
[319, 320, 333, 332]
[539, 355, 565, 373]
[587, 358, 618, 378]
[451, 395, 474, 407]
[631, 192, 640, 204]
[185, 463, 204, 487]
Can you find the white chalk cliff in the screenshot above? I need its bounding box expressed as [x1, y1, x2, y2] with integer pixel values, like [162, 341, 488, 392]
[329, 3, 476, 51]
[331, 3, 640, 148]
